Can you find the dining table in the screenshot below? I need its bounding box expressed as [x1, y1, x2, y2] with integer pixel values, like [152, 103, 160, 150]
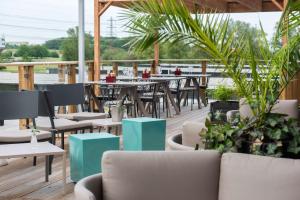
[152, 74, 211, 107]
[86, 81, 158, 117]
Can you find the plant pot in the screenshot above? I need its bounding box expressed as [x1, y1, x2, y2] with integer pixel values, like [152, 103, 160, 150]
[282, 140, 300, 159]
[111, 106, 123, 122]
[167, 133, 195, 151]
[210, 100, 239, 122]
[236, 135, 252, 154]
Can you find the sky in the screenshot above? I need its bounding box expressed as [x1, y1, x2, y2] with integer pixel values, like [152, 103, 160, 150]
[0, 0, 282, 44]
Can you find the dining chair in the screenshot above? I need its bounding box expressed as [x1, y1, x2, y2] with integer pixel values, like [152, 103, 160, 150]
[36, 90, 94, 149]
[39, 83, 107, 121]
[0, 91, 52, 166]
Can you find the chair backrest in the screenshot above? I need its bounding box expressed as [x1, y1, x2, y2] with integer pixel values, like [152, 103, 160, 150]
[38, 91, 55, 117]
[40, 83, 85, 106]
[101, 151, 220, 200]
[0, 91, 39, 120]
[219, 153, 300, 200]
[239, 98, 299, 120]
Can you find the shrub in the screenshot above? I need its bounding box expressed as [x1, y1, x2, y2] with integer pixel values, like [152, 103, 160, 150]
[213, 85, 235, 101]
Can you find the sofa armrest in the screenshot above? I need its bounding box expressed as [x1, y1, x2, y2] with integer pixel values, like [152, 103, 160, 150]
[75, 174, 103, 200]
[226, 110, 239, 123]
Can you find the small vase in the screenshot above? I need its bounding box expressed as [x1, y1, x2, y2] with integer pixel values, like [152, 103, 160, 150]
[30, 133, 37, 144]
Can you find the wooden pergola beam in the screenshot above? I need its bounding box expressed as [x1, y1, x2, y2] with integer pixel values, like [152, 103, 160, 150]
[271, 0, 284, 10]
[99, 1, 113, 16]
[234, 0, 262, 11]
[192, 0, 228, 12]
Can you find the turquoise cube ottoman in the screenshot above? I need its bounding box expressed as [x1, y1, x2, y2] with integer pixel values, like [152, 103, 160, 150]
[69, 133, 119, 182]
[122, 117, 166, 151]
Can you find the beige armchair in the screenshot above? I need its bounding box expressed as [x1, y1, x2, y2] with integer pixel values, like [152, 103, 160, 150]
[75, 151, 300, 200]
[227, 98, 299, 122]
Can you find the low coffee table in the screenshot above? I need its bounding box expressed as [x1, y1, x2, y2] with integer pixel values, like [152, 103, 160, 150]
[0, 142, 66, 189]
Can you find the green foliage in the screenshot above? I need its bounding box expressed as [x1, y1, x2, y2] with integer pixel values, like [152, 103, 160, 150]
[203, 117, 236, 153]
[0, 50, 13, 60]
[15, 44, 49, 60]
[49, 51, 59, 58]
[60, 27, 94, 61]
[44, 38, 64, 50]
[213, 85, 235, 101]
[204, 113, 300, 158]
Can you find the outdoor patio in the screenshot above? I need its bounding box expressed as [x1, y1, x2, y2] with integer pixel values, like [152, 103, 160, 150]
[0, 0, 300, 200]
[0, 105, 209, 200]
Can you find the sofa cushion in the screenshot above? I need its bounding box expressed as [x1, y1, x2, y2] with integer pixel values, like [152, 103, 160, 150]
[56, 112, 107, 121]
[219, 153, 300, 200]
[182, 121, 206, 149]
[0, 129, 51, 143]
[102, 151, 220, 200]
[36, 117, 92, 131]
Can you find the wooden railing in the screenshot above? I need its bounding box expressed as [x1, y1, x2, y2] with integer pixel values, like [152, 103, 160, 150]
[0, 59, 209, 91]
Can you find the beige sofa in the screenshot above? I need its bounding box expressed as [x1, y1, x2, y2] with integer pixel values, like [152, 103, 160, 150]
[75, 151, 300, 200]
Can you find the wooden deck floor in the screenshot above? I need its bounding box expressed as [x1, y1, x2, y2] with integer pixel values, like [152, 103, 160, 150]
[0, 105, 209, 200]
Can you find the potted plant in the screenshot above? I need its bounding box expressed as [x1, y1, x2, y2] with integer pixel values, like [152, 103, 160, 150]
[111, 101, 125, 122]
[210, 85, 238, 122]
[124, 0, 300, 158]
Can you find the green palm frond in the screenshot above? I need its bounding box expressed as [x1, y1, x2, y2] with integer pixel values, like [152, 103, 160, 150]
[123, 0, 300, 122]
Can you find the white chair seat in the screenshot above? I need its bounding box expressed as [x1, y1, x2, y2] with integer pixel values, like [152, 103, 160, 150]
[36, 117, 92, 131]
[56, 112, 107, 121]
[0, 129, 51, 143]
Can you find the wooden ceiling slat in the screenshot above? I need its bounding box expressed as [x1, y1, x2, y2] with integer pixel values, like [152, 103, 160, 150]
[234, 0, 262, 11]
[101, 0, 282, 13]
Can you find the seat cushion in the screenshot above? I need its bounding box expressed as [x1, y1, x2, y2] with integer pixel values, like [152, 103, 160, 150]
[0, 129, 51, 143]
[56, 112, 107, 121]
[102, 151, 220, 200]
[182, 121, 206, 149]
[219, 153, 300, 200]
[36, 117, 92, 131]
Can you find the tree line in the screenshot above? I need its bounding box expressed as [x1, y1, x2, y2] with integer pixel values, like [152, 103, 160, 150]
[0, 19, 274, 62]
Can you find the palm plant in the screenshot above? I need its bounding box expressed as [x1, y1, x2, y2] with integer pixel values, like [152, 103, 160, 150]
[123, 0, 300, 125]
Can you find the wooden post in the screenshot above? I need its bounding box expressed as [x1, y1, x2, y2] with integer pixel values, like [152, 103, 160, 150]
[58, 64, 66, 114]
[153, 39, 159, 74]
[279, 0, 300, 101]
[68, 64, 77, 113]
[151, 60, 156, 75]
[133, 62, 138, 77]
[112, 62, 119, 76]
[201, 61, 207, 85]
[94, 0, 101, 103]
[88, 61, 95, 81]
[18, 65, 34, 129]
[280, 0, 287, 99]
[58, 64, 66, 83]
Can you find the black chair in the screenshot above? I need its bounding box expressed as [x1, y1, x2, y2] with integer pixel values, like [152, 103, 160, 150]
[0, 91, 52, 166]
[36, 87, 94, 149]
[39, 83, 106, 121]
[140, 82, 167, 118]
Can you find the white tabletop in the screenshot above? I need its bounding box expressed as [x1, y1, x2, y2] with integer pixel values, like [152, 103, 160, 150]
[0, 142, 64, 159]
[87, 118, 122, 127]
[86, 81, 158, 86]
[151, 74, 211, 77]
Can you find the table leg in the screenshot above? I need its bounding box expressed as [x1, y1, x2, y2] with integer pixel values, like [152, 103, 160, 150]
[45, 155, 49, 182]
[180, 78, 191, 106]
[131, 87, 148, 117]
[191, 78, 202, 109]
[62, 152, 67, 192]
[163, 84, 180, 115]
